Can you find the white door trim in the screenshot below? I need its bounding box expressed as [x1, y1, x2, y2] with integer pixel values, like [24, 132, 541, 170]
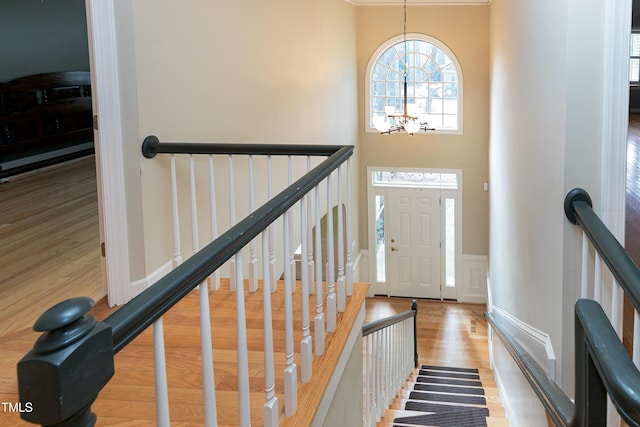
[601, 0, 632, 242]
[85, 0, 131, 306]
[366, 167, 462, 299]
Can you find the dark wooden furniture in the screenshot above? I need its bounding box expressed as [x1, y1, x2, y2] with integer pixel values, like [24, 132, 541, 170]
[0, 71, 94, 177]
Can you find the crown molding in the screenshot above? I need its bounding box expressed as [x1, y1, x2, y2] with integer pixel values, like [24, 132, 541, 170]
[346, 0, 490, 5]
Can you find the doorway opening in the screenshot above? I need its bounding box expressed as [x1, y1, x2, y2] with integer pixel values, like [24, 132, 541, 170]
[368, 168, 461, 300]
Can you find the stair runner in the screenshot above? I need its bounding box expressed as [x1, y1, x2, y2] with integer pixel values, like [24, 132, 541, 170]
[393, 365, 490, 427]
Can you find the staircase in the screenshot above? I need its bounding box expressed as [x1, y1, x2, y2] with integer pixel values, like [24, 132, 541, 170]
[377, 364, 508, 427]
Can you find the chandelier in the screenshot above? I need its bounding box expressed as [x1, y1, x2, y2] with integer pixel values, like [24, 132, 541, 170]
[373, 0, 433, 135]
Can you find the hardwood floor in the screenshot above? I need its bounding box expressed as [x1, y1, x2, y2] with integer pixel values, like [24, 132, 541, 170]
[0, 156, 104, 338]
[365, 296, 490, 369]
[625, 114, 640, 353]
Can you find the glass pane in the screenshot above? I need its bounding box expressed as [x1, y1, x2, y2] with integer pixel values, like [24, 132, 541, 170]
[430, 83, 443, 98]
[372, 171, 458, 188]
[373, 81, 386, 96]
[631, 34, 640, 56]
[445, 198, 456, 288]
[631, 58, 640, 82]
[415, 82, 428, 98]
[444, 99, 457, 114]
[430, 70, 443, 82]
[375, 195, 385, 283]
[443, 114, 458, 129]
[379, 48, 397, 67]
[430, 98, 443, 114]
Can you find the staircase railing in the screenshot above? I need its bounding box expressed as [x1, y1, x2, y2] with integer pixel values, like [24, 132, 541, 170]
[362, 300, 418, 427]
[486, 188, 640, 426]
[17, 137, 355, 426]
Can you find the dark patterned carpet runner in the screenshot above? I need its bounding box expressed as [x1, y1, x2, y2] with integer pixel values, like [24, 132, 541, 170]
[393, 365, 490, 427]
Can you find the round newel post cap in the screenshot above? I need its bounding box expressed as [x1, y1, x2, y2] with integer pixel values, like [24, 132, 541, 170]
[564, 188, 592, 225]
[141, 135, 160, 158]
[34, 296, 94, 332]
[33, 297, 96, 354]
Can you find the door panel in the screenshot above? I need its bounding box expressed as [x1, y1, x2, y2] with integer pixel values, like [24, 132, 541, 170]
[388, 187, 441, 298]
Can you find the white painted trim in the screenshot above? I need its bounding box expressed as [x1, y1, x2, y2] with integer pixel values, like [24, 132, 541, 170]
[460, 254, 487, 303]
[85, 0, 132, 306]
[352, 249, 365, 282]
[600, 0, 632, 243]
[129, 260, 173, 298]
[364, 33, 464, 135]
[490, 306, 557, 380]
[346, 0, 489, 5]
[367, 166, 463, 300]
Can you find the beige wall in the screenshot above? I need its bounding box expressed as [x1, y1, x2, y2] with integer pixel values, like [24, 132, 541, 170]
[356, 5, 490, 256]
[489, 0, 608, 409]
[115, 0, 359, 277]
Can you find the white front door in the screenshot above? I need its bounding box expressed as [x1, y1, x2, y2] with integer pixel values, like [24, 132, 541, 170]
[387, 187, 441, 299]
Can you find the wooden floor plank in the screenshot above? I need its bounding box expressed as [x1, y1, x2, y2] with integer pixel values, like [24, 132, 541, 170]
[0, 156, 104, 338]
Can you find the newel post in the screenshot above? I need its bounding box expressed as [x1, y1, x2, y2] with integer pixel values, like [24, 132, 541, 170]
[17, 297, 114, 426]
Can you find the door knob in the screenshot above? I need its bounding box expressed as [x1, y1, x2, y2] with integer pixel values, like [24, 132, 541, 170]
[391, 247, 398, 251]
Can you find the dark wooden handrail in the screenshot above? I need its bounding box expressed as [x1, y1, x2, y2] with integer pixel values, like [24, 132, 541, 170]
[17, 139, 354, 426]
[108, 141, 354, 351]
[485, 188, 640, 427]
[564, 188, 640, 311]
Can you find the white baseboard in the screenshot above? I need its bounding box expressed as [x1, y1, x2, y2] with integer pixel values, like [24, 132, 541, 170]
[490, 306, 556, 380]
[489, 309, 554, 426]
[128, 260, 173, 301]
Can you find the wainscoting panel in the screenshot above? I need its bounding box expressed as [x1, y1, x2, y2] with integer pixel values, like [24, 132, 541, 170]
[461, 255, 488, 304]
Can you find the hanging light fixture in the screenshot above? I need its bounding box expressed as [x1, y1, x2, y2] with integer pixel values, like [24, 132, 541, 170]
[374, 0, 433, 135]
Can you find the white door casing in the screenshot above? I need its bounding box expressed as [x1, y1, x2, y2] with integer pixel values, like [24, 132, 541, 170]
[85, 0, 132, 306]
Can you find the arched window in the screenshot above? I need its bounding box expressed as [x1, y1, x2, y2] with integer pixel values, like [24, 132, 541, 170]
[365, 33, 463, 134]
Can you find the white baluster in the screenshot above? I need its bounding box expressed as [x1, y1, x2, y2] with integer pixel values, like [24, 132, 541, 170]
[346, 158, 353, 296]
[153, 319, 170, 427]
[229, 155, 236, 292]
[634, 310, 640, 367]
[300, 196, 312, 383]
[580, 232, 588, 298]
[208, 155, 220, 290]
[268, 156, 277, 292]
[365, 335, 372, 427]
[314, 184, 325, 355]
[336, 165, 346, 312]
[262, 230, 278, 427]
[326, 173, 336, 333]
[288, 156, 296, 290]
[190, 155, 218, 426]
[235, 253, 251, 427]
[283, 210, 298, 415]
[170, 154, 182, 267]
[612, 280, 624, 337]
[248, 155, 258, 292]
[154, 154, 182, 425]
[306, 156, 315, 295]
[200, 279, 218, 427]
[594, 253, 602, 303]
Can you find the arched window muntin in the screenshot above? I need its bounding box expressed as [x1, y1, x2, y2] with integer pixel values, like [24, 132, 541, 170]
[365, 33, 463, 135]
